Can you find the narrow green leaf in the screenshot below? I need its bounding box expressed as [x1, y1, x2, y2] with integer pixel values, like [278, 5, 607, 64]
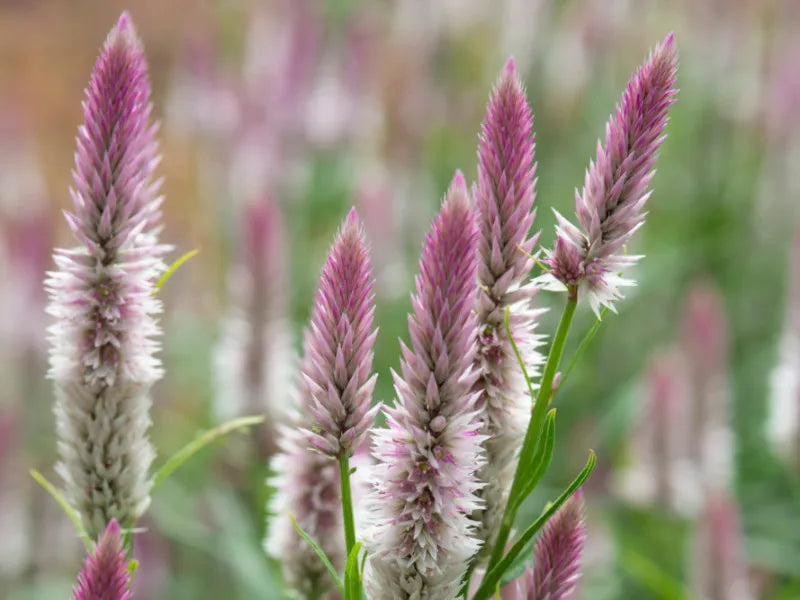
[288, 512, 345, 596]
[30, 469, 92, 551]
[152, 415, 264, 491]
[153, 248, 200, 293]
[514, 409, 557, 509]
[474, 451, 596, 600]
[560, 307, 609, 389]
[344, 541, 363, 600]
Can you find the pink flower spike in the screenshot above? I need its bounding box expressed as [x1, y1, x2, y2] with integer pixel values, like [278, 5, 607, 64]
[46, 11, 169, 538]
[540, 34, 678, 314]
[73, 520, 132, 600]
[527, 490, 586, 600]
[300, 207, 379, 458]
[472, 57, 547, 552]
[364, 172, 486, 598]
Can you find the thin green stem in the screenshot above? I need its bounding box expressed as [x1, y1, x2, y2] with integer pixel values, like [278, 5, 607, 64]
[484, 290, 578, 574]
[561, 306, 608, 388]
[339, 452, 357, 559]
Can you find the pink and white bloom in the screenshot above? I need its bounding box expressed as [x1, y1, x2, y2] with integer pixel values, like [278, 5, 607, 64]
[538, 34, 678, 315]
[472, 57, 546, 551]
[46, 12, 169, 538]
[364, 173, 485, 599]
[267, 209, 377, 596]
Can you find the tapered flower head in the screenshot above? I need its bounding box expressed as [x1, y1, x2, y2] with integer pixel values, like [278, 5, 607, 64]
[46, 12, 168, 538]
[527, 490, 586, 600]
[540, 34, 678, 314]
[472, 57, 547, 550]
[301, 208, 379, 457]
[364, 172, 486, 599]
[266, 209, 376, 596]
[73, 520, 132, 600]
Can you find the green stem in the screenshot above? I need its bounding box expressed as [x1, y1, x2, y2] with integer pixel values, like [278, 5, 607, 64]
[339, 452, 356, 559]
[484, 290, 578, 574]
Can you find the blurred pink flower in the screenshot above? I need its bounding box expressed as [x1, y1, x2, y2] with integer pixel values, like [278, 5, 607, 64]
[73, 520, 132, 600]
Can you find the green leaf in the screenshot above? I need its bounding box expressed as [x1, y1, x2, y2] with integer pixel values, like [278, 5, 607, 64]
[153, 248, 200, 293]
[474, 451, 596, 600]
[560, 307, 609, 389]
[288, 511, 344, 597]
[514, 409, 557, 510]
[152, 415, 264, 491]
[30, 469, 93, 551]
[344, 541, 363, 600]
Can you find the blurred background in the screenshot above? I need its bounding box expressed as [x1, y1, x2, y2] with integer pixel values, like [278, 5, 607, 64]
[1, 0, 799, 598]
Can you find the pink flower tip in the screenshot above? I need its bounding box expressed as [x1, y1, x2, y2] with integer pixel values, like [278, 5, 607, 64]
[503, 56, 517, 78]
[73, 519, 132, 600]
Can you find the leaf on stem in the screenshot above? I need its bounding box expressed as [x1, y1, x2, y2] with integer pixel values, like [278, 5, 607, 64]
[30, 469, 92, 551]
[474, 451, 597, 599]
[151, 415, 264, 491]
[153, 248, 200, 293]
[288, 511, 345, 597]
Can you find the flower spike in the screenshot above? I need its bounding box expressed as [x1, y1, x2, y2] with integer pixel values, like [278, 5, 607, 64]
[539, 34, 678, 315]
[472, 57, 547, 552]
[46, 12, 169, 538]
[364, 172, 486, 599]
[73, 520, 133, 600]
[301, 207, 379, 458]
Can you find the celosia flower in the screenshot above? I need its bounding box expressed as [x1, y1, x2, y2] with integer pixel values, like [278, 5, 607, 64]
[472, 57, 546, 550]
[364, 172, 485, 599]
[213, 200, 293, 455]
[539, 33, 678, 315]
[73, 519, 132, 600]
[266, 208, 376, 596]
[46, 12, 168, 538]
[691, 493, 753, 600]
[526, 490, 586, 600]
[267, 430, 346, 597]
[301, 208, 379, 458]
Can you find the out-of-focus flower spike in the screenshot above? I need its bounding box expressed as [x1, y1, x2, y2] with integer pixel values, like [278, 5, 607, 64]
[471, 57, 547, 553]
[691, 493, 754, 600]
[768, 226, 800, 466]
[73, 520, 132, 600]
[526, 490, 586, 600]
[539, 33, 678, 314]
[213, 199, 293, 456]
[46, 12, 169, 539]
[364, 172, 486, 599]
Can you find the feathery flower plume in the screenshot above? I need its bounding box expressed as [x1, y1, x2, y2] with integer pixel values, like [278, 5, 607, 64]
[526, 490, 586, 600]
[46, 12, 168, 538]
[301, 208, 378, 458]
[539, 34, 678, 315]
[213, 200, 292, 454]
[73, 520, 132, 600]
[472, 57, 546, 550]
[364, 173, 485, 599]
[267, 209, 376, 596]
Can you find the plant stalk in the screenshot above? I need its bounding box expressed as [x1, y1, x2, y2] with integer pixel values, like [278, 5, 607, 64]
[484, 289, 578, 574]
[338, 451, 357, 559]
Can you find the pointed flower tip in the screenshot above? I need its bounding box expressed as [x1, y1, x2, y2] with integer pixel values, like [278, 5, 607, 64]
[106, 11, 140, 50]
[345, 206, 361, 227]
[450, 169, 467, 192]
[503, 56, 517, 78]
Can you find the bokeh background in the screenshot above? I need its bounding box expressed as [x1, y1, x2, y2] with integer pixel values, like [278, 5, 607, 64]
[1, 0, 799, 598]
